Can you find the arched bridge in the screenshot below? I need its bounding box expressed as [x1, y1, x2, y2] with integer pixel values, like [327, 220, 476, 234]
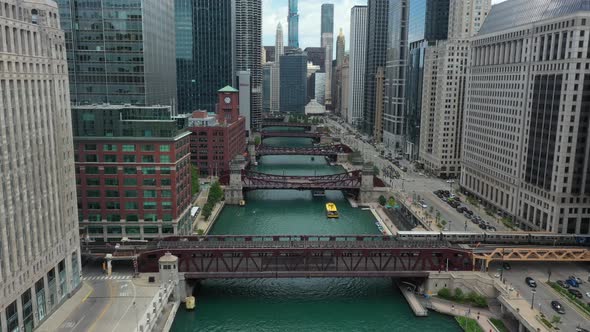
[137, 235, 473, 278]
[260, 131, 321, 140]
[255, 144, 350, 157]
[242, 170, 362, 190]
[261, 122, 313, 130]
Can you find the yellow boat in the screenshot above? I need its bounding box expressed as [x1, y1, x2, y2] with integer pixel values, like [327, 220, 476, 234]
[185, 296, 196, 310]
[325, 202, 339, 218]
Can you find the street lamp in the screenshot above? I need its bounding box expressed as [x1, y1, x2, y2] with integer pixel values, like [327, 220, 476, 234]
[530, 289, 536, 310]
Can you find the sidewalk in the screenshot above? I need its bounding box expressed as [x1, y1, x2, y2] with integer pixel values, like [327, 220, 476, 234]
[36, 282, 92, 332]
[422, 297, 496, 332]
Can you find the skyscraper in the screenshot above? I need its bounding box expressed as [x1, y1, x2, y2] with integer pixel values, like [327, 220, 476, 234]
[280, 50, 308, 113]
[1, 1, 81, 329]
[271, 23, 284, 112]
[383, 0, 408, 153]
[321, 4, 334, 107]
[347, 6, 368, 127]
[58, 0, 176, 107]
[235, 0, 263, 131]
[175, 0, 234, 113]
[275, 23, 285, 63]
[419, 0, 491, 178]
[362, 0, 389, 137]
[288, 0, 299, 48]
[336, 28, 346, 68]
[304, 47, 326, 71]
[404, 0, 450, 160]
[461, 0, 590, 234]
[263, 63, 273, 113]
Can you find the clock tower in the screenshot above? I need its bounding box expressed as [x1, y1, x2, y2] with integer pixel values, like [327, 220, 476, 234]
[217, 85, 239, 124]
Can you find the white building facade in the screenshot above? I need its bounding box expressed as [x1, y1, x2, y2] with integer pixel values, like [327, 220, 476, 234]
[347, 5, 368, 127]
[461, 0, 590, 233]
[0, 0, 81, 330]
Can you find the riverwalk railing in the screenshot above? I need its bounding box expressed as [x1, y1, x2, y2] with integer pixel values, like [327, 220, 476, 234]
[135, 281, 177, 332]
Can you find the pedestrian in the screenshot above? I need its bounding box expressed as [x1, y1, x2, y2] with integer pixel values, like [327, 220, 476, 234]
[451, 304, 455, 311]
[477, 315, 480, 321]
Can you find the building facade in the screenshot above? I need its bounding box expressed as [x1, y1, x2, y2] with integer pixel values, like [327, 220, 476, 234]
[188, 87, 246, 178]
[419, 0, 491, 178]
[174, 0, 234, 113]
[235, 0, 262, 131]
[263, 62, 273, 113]
[280, 51, 308, 113]
[362, 0, 389, 137]
[57, 0, 176, 107]
[347, 6, 368, 127]
[72, 105, 193, 241]
[374, 67, 386, 143]
[336, 28, 345, 68]
[0, 1, 81, 330]
[338, 55, 350, 120]
[304, 47, 326, 72]
[314, 72, 327, 105]
[461, 0, 590, 233]
[321, 3, 334, 106]
[288, 0, 299, 48]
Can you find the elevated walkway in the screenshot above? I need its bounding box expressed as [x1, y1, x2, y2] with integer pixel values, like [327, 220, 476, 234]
[398, 282, 428, 316]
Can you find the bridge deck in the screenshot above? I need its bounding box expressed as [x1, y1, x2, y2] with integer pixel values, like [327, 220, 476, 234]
[155, 240, 451, 250]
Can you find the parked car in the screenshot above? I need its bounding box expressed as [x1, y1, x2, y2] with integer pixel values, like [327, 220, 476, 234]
[557, 280, 570, 289]
[419, 201, 428, 208]
[525, 277, 537, 288]
[551, 300, 565, 314]
[575, 327, 589, 332]
[567, 278, 580, 288]
[502, 262, 511, 270]
[568, 289, 583, 298]
[464, 209, 474, 216]
[456, 206, 466, 213]
[465, 214, 473, 220]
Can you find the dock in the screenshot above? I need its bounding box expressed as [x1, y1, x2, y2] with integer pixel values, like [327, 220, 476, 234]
[397, 283, 428, 317]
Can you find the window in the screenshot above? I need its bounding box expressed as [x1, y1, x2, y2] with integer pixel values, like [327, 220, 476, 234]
[125, 226, 139, 234]
[106, 214, 120, 222]
[160, 145, 170, 152]
[87, 202, 101, 209]
[125, 202, 138, 210]
[143, 178, 156, 186]
[104, 155, 117, 162]
[142, 155, 155, 163]
[161, 190, 172, 198]
[123, 155, 136, 163]
[142, 144, 155, 152]
[163, 225, 174, 233]
[103, 144, 117, 152]
[125, 190, 138, 198]
[123, 167, 136, 175]
[161, 178, 171, 186]
[104, 178, 118, 186]
[88, 215, 102, 222]
[143, 190, 156, 198]
[106, 202, 120, 209]
[144, 214, 158, 222]
[162, 201, 172, 210]
[86, 178, 100, 186]
[105, 190, 119, 198]
[123, 178, 137, 186]
[86, 166, 99, 174]
[122, 144, 136, 152]
[160, 155, 171, 163]
[86, 190, 100, 198]
[163, 214, 173, 222]
[142, 167, 156, 175]
[126, 215, 139, 222]
[85, 155, 98, 162]
[143, 202, 157, 210]
[104, 167, 117, 174]
[161, 167, 171, 174]
[144, 226, 159, 233]
[107, 226, 122, 234]
[84, 144, 97, 151]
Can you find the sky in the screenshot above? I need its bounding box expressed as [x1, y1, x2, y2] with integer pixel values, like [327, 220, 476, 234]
[262, 0, 508, 52]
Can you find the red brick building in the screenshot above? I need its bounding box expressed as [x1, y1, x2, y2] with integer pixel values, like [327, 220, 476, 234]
[72, 105, 192, 241]
[188, 86, 246, 177]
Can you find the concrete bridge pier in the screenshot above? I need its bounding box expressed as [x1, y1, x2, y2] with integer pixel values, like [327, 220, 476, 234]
[359, 163, 375, 204]
[226, 156, 245, 205]
[158, 252, 183, 301]
[336, 153, 349, 163]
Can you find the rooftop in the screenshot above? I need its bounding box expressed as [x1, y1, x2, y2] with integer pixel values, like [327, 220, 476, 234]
[478, 0, 590, 35]
[218, 85, 239, 93]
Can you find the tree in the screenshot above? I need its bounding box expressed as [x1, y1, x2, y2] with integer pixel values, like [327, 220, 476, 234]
[388, 196, 396, 206]
[254, 136, 261, 146]
[438, 288, 452, 299]
[191, 164, 200, 195]
[454, 288, 464, 301]
[551, 316, 561, 325]
[209, 181, 224, 202]
[378, 195, 386, 206]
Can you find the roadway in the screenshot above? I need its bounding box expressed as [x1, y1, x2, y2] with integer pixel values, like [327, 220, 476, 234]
[326, 118, 509, 233]
[490, 261, 590, 332]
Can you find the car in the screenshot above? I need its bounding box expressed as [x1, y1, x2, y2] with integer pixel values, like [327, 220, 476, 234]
[488, 226, 497, 231]
[456, 206, 466, 213]
[419, 201, 428, 208]
[464, 209, 474, 215]
[502, 262, 511, 270]
[479, 223, 487, 229]
[525, 277, 537, 287]
[586, 292, 590, 298]
[569, 289, 583, 298]
[551, 300, 566, 314]
[575, 327, 589, 332]
[465, 214, 473, 220]
[557, 280, 570, 289]
[567, 278, 580, 288]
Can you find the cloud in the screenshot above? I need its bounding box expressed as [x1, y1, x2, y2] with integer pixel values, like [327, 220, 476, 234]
[263, 0, 365, 53]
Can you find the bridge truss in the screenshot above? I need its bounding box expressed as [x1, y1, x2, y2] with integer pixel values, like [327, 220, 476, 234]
[241, 170, 361, 190]
[472, 247, 590, 270]
[255, 145, 345, 157]
[260, 131, 321, 139]
[261, 122, 312, 129]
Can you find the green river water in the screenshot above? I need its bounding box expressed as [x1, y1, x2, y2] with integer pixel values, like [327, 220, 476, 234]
[171, 136, 460, 332]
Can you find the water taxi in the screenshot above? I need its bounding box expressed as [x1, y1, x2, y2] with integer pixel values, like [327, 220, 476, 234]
[325, 202, 339, 218]
[185, 296, 196, 310]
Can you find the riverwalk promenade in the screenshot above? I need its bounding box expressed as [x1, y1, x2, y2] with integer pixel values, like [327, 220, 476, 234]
[421, 297, 497, 332]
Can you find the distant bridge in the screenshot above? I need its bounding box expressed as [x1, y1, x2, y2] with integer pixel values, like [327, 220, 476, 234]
[260, 131, 321, 140]
[242, 170, 361, 191]
[137, 235, 472, 278]
[255, 144, 350, 157]
[261, 122, 313, 130]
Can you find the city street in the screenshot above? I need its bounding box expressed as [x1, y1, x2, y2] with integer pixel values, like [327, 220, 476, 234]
[327, 118, 509, 233]
[490, 261, 590, 332]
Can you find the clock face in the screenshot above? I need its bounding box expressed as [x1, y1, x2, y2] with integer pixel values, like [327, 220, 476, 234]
[224, 97, 231, 104]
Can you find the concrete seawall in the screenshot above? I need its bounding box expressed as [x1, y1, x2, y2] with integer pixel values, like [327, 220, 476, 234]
[398, 282, 428, 317]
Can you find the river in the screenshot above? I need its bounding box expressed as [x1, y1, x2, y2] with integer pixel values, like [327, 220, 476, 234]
[171, 136, 460, 332]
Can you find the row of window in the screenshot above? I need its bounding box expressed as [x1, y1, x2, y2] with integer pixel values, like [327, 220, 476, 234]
[83, 189, 172, 198]
[80, 154, 172, 163]
[77, 166, 172, 175]
[87, 225, 175, 235]
[82, 178, 172, 187]
[83, 200, 172, 211]
[83, 143, 170, 152]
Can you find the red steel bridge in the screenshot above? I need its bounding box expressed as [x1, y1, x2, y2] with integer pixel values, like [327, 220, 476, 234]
[241, 170, 362, 191]
[260, 131, 321, 140]
[261, 122, 313, 129]
[137, 235, 473, 278]
[255, 144, 350, 157]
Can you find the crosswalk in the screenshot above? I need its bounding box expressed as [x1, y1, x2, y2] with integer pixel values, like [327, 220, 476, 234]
[82, 274, 132, 281]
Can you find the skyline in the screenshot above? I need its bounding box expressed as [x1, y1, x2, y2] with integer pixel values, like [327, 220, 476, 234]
[262, 0, 507, 52]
